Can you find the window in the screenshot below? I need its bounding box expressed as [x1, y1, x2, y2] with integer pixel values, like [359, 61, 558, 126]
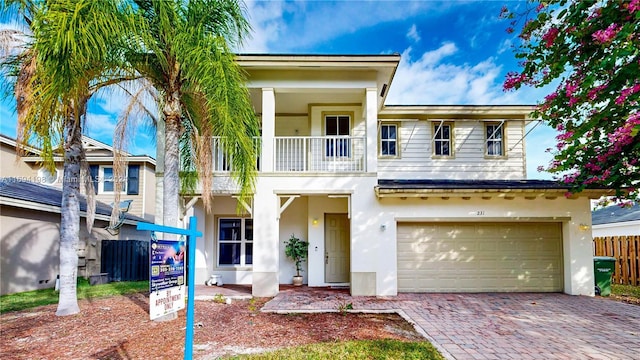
[325, 115, 350, 157]
[485, 122, 505, 156]
[100, 166, 123, 193]
[89, 164, 140, 195]
[380, 124, 398, 157]
[433, 122, 452, 157]
[218, 218, 253, 266]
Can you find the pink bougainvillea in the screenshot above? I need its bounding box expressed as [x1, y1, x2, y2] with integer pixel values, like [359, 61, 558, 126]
[502, 0, 640, 204]
[542, 27, 560, 48]
[592, 23, 620, 44]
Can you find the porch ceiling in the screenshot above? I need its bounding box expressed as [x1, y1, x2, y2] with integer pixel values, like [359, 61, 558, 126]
[250, 88, 365, 114]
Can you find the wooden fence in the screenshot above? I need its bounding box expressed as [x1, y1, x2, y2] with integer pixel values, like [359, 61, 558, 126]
[593, 236, 640, 286]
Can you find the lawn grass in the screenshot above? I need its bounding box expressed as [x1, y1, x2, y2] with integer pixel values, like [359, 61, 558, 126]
[611, 284, 640, 299]
[226, 339, 444, 360]
[0, 278, 148, 313]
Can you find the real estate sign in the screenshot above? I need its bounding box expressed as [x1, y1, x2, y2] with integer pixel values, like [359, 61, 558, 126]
[149, 240, 186, 320]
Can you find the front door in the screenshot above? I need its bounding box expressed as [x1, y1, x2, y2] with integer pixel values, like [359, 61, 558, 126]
[325, 214, 350, 283]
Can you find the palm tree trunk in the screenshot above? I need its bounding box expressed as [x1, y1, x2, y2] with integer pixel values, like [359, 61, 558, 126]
[56, 109, 83, 316]
[156, 89, 181, 322]
[155, 119, 165, 224]
[163, 91, 181, 229]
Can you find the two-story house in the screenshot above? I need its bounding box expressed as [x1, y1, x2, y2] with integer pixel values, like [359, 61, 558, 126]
[180, 54, 610, 298]
[0, 134, 155, 294]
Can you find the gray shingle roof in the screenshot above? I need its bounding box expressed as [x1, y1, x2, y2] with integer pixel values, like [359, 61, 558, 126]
[0, 178, 144, 222]
[592, 203, 640, 225]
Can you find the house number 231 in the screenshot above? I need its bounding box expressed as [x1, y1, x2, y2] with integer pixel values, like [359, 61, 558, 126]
[476, 211, 485, 216]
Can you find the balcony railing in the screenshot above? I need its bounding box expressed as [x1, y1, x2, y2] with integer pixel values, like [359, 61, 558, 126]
[274, 136, 365, 172]
[212, 136, 366, 173]
[212, 137, 261, 172]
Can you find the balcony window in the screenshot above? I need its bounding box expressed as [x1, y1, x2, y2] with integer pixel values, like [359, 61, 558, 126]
[325, 115, 351, 157]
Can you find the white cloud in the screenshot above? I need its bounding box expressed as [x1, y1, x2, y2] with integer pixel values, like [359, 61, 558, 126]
[385, 43, 556, 106]
[84, 113, 116, 139]
[497, 38, 513, 54]
[241, 0, 441, 52]
[386, 44, 511, 105]
[242, 0, 286, 52]
[406, 24, 420, 43]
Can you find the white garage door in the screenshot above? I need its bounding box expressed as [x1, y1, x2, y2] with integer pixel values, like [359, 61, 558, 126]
[397, 222, 563, 292]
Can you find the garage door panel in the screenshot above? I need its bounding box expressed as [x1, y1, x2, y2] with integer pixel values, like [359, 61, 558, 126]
[397, 222, 563, 293]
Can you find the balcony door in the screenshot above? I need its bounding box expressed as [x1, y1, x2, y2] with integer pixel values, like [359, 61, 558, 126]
[325, 115, 351, 157]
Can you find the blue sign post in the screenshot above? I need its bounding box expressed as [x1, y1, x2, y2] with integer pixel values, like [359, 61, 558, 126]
[137, 216, 202, 360]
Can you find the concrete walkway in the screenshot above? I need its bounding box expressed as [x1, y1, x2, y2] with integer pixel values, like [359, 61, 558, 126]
[261, 287, 640, 360]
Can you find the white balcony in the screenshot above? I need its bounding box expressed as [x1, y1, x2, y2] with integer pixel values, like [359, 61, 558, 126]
[274, 136, 365, 172]
[211, 136, 366, 173]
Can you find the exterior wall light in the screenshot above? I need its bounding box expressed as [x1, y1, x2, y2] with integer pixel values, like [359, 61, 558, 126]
[579, 223, 591, 231]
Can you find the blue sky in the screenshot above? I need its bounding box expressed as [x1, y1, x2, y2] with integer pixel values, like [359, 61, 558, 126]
[1, 0, 558, 179]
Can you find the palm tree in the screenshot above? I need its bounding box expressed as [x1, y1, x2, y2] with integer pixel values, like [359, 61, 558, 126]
[117, 0, 259, 226]
[1, 0, 139, 316]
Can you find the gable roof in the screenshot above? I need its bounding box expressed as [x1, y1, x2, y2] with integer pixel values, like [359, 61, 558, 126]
[1, 133, 155, 165]
[0, 178, 144, 224]
[592, 203, 640, 225]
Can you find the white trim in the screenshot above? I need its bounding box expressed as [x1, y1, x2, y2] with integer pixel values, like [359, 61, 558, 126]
[277, 195, 299, 219]
[394, 216, 571, 222]
[141, 165, 147, 218]
[217, 217, 253, 267]
[231, 196, 253, 217]
[379, 123, 398, 157]
[592, 220, 640, 229]
[21, 156, 156, 165]
[328, 194, 351, 219]
[99, 165, 127, 194]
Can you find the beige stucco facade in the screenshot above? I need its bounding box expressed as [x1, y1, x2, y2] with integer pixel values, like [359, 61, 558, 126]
[0, 205, 146, 295]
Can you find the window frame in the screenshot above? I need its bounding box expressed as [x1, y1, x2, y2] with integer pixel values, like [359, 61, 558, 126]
[484, 122, 506, 158]
[323, 113, 352, 158]
[216, 217, 253, 268]
[98, 165, 127, 194]
[379, 122, 400, 158]
[431, 121, 454, 158]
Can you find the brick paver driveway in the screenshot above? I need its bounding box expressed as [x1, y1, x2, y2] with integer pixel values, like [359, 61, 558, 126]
[262, 288, 640, 360]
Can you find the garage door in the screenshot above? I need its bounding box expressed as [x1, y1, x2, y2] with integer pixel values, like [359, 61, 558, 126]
[397, 222, 563, 292]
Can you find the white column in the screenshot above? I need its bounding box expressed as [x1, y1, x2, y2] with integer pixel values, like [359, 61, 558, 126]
[252, 184, 279, 296]
[261, 88, 275, 172]
[563, 200, 596, 296]
[365, 87, 378, 173]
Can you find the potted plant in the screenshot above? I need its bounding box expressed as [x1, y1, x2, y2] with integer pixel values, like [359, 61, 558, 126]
[284, 234, 309, 286]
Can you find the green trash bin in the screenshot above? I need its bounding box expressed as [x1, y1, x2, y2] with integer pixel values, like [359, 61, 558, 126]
[593, 256, 616, 296]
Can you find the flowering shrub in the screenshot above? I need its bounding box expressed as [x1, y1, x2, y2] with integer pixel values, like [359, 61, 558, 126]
[502, 0, 640, 205]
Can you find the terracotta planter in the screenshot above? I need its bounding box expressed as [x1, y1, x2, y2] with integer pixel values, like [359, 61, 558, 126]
[292, 275, 303, 286]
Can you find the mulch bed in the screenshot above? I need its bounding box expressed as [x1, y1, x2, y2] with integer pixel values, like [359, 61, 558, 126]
[0, 294, 424, 359]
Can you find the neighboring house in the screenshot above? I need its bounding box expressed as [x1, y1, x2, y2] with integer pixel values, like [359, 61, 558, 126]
[181, 54, 612, 298]
[0, 180, 148, 295]
[0, 134, 156, 221]
[592, 204, 640, 237]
